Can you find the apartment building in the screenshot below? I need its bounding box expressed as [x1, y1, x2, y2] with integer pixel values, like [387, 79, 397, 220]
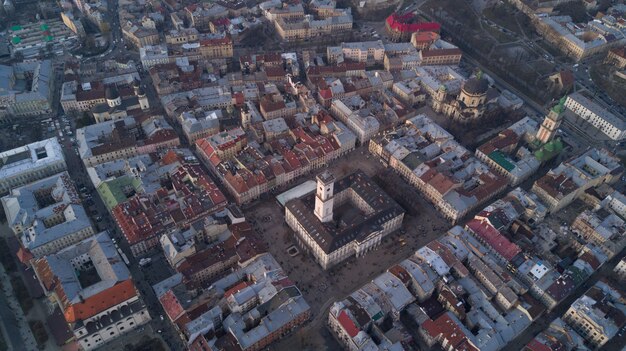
[165, 28, 199, 44]
[537, 15, 626, 61]
[327, 40, 385, 65]
[161, 86, 233, 116]
[121, 22, 160, 48]
[392, 79, 426, 106]
[564, 92, 626, 141]
[369, 115, 507, 223]
[330, 96, 380, 143]
[77, 116, 180, 167]
[531, 148, 622, 212]
[475, 117, 543, 186]
[606, 46, 626, 69]
[0, 138, 67, 194]
[570, 209, 626, 259]
[195, 127, 248, 162]
[32, 232, 151, 350]
[180, 109, 221, 144]
[197, 116, 356, 204]
[563, 282, 625, 348]
[154, 253, 310, 350]
[0, 60, 54, 119]
[185, 3, 228, 31]
[2, 172, 94, 258]
[274, 12, 353, 42]
[259, 93, 297, 120]
[111, 159, 227, 257]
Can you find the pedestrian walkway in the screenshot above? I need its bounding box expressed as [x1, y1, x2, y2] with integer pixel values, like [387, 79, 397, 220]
[0, 263, 39, 351]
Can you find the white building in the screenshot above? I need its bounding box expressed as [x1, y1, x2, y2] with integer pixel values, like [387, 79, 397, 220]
[2, 172, 94, 257]
[0, 60, 54, 119]
[180, 109, 221, 143]
[564, 92, 626, 140]
[330, 96, 380, 143]
[285, 171, 404, 270]
[139, 44, 170, 69]
[614, 257, 626, 281]
[0, 137, 67, 194]
[327, 40, 385, 65]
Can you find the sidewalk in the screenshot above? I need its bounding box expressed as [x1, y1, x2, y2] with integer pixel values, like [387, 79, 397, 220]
[0, 263, 39, 351]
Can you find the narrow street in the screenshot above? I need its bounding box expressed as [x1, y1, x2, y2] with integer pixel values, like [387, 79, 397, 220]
[0, 252, 39, 350]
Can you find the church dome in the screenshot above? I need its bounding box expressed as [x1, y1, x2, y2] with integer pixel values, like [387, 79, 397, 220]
[105, 86, 120, 100]
[462, 77, 488, 96]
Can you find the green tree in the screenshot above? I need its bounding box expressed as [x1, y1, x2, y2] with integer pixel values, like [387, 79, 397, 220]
[555, 1, 589, 22]
[13, 51, 24, 62]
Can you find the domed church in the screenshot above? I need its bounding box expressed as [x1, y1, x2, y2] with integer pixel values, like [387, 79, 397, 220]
[432, 71, 499, 125]
[91, 79, 150, 123]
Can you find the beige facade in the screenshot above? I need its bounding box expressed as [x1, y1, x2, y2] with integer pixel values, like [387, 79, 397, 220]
[165, 28, 199, 44]
[122, 25, 160, 48]
[31, 225, 95, 257]
[564, 305, 611, 348]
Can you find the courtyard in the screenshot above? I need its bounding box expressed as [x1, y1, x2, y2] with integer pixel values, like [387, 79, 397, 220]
[243, 146, 451, 350]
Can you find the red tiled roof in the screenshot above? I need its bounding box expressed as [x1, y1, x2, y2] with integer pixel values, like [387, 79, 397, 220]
[477, 129, 520, 155]
[319, 89, 332, 100]
[17, 247, 34, 265]
[161, 150, 181, 165]
[421, 313, 479, 351]
[610, 46, 626, 59]
[421, 48, 462, 57]
[560, 70, 574, 87]
[65, 280, 137, 322]
[386, 13, 440, 33]
[199, 36, 232, 46]
[525, 339, 554, 351]
[212, 17, 231, 26]
[265, 66, 287, 78]
[412, 31, 439, 43]
[466, 218, 521, 261]
[224, 281, 250, 298]
[160, 289, 186, 322]
[428, 173, 458, 196]
[337, 310, 359, 338]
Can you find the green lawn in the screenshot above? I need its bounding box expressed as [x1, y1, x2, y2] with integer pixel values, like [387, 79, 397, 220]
[483, 3, 523, 36]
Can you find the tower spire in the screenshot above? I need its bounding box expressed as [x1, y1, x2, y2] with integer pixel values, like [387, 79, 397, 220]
[536, 96, 566, 144]
[314, 171, 335, 223]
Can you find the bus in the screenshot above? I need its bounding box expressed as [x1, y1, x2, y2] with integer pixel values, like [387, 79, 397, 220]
[117, 248, 130, 265]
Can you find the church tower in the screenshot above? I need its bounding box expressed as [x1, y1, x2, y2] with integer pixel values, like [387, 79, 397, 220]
[537, 96, 566, 144]
[432, 85, 447, 113]
[137, 87, 149, 110]
[314, 171, 335, 223]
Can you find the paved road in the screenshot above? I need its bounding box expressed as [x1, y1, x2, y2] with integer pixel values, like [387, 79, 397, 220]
[0, 263, 39, 351]
[0, 283, 28, 350]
